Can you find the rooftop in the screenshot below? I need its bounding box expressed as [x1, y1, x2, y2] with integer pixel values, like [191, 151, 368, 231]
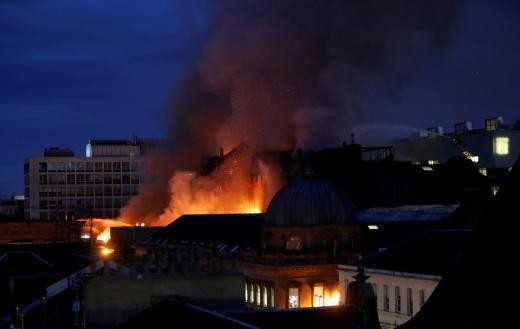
[357, 204, 459, 223]
[145, 214, 265, 253]
[353, 229, 472, 277]
[88, 139, 137, 146]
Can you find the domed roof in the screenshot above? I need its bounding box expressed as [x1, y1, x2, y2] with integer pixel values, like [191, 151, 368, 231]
[265, 179, 357, 227]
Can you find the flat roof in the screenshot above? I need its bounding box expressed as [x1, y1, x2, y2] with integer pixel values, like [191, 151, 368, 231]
[357, 204, 459, 223]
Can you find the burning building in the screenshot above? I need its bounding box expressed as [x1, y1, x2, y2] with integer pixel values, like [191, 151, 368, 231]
[118, 0, 463, 228]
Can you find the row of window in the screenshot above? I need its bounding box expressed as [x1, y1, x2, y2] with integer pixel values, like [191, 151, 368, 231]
[35, 161, 143, 173]
[38, 197, 132, 210]
[37, 185, 139, 198]
[379, 284, 426, 315]
[38, 209, 121, 220]
[245, 282, 275, 308]
[37, 174, 142, 185]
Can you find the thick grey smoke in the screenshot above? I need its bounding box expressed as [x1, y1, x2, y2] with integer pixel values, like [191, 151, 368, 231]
[120, 0, 462, 224]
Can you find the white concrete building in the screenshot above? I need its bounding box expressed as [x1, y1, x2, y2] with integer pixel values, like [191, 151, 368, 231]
[338, 230, 471, 329]
[24, 138, 158, 220]
[339, 265, 438, 329]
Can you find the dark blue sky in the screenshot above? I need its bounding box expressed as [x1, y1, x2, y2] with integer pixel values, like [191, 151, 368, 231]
[1, 0, 519, 197]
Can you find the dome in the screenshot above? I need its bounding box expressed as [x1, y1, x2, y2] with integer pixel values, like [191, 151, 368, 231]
[265, 179, 357, 227]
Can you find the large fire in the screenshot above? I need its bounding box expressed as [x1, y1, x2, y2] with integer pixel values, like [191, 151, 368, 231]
[119, 146, 271, 227]
[83, 218, 132, 244]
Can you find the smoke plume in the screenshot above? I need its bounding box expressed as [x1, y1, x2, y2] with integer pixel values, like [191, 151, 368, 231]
[120, 0, 462, 225]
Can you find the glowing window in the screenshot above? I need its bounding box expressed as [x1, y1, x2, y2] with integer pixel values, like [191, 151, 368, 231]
[288, 287, 299, 308]
[313, 284, 324, 307]
[285, 236, 302, 251]
[262, 286, 267, 307]
[491, 185, 500, 196]
[245, 283, 248, 302]
[270, 287, 275, 307]
[494, 137, 509, 155]
[249, 283, 254, 303]
[479, 168, 487, 176]
[256, 285, 261, 305]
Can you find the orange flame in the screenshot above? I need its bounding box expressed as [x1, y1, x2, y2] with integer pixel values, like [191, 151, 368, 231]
[97, 228, 111, 243]
[121, 148, 269, 226]
[85, 218, 131, 244]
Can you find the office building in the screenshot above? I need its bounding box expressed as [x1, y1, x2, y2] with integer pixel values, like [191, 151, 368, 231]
[24, 137, 158, 220]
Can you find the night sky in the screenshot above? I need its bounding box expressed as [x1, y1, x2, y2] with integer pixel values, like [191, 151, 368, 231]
[1, 0, 519, 197]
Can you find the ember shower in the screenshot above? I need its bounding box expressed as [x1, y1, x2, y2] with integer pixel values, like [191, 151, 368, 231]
[120, 0, 462, 225]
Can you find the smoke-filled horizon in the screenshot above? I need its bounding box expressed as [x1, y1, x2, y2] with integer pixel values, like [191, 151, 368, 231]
[120, 0, 463, 225]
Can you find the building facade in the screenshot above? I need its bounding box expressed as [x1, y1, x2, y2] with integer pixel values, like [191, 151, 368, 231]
[394, 117, 520, 170]
[24, 138, 157, 220]
[240, 179, 360, 310]
[338, 229, 471, 329]
[338, 265, 438, 329]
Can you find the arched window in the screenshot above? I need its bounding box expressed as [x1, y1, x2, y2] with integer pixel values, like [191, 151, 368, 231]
[285, 236, 302, 251]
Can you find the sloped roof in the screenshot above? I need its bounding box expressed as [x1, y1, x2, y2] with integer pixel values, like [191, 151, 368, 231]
[145, 214, 264, 253]
[114, 298, 258, 329]
[229, 306, 365, 329]
[357, 204, 458, 223]
[356, 229, 472, 277]
[115, 298, 370, 329]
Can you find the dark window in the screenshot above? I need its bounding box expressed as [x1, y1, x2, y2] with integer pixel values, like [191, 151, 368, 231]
[485, 119, 497, 131]
[38, 162, 47, 172]
[407, 288, 413, 315]
[383, 285, 389, 311]
[103, 162, 112, 172]
[395, 287, 401, 313]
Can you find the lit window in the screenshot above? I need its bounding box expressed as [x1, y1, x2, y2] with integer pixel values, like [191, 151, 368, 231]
[470, 156, 479, 163]
[407, 288, 413, 315]
[245, 283, 248, 302]
[368, 225, 379, 230]
[491, 185, 500, 196]
[270, 287, 275, 307]
[288, 287, 299, 308]
[395, 286, 401, 313]
[256, 285, 261, 305]
[249, 283, 254, 303]
[427, 160, 439, 165]
[493, 137, 509, 155]
[285, 236, 302, 251]
[262, 286, 268, 307]
[313, 283, 324, 307]
[479, 168, 487, 176]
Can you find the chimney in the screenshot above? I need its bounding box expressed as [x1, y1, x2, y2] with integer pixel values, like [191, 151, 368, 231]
[427, 126, 444, 138]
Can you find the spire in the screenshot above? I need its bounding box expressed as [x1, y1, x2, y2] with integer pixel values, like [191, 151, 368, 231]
[346, 266, 381, 329]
